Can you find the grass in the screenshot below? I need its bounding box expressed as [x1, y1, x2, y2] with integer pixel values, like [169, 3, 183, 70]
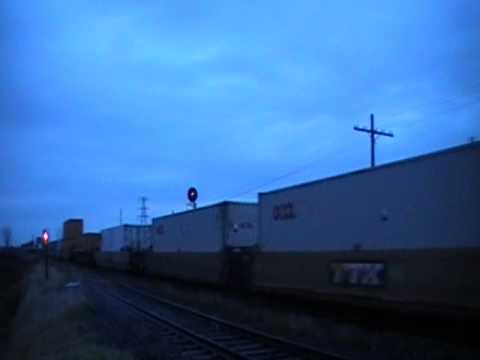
[0, 251, 33, 359]
[139, 276, 479, 360]
[6, 262, 135, 360]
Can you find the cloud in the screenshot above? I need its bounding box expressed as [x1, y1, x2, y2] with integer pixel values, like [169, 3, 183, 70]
[2, 0, 480, 243]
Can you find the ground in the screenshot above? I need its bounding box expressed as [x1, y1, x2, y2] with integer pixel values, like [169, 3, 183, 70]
[110, 271, 479, 360]
[0, 250, 34, 359]
[3, 255, 480, 360]
[5, 260, 135, 360]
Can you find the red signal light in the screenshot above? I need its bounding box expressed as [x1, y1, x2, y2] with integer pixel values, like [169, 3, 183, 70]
[42, 230, 49, 245]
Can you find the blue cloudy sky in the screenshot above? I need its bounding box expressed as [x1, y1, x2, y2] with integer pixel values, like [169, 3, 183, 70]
[1, 1, 479, 244]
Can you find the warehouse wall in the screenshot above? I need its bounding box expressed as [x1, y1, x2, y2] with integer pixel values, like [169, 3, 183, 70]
[259, 143, 480, 251]
[254, 248, 480, 309]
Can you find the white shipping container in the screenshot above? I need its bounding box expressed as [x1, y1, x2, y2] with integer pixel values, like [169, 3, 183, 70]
[259, 142, 480, 251]
[124, 226, 152, 249]
[101, 225, 152, 251]
[152, 202, 257, 252]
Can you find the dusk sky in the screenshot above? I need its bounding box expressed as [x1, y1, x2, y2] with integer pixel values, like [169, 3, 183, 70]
[1, 1, 479, 244]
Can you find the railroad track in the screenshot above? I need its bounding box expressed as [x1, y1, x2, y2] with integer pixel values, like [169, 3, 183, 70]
[89, 274, 346, 360]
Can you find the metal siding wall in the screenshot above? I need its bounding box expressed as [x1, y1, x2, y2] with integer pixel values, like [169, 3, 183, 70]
[152, 206, 223, 252]
[226, 204, 258, 247]
[260, 145, 480, 251]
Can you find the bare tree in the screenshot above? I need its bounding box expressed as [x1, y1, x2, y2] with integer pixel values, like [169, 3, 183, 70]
[2, 226, 12, 247]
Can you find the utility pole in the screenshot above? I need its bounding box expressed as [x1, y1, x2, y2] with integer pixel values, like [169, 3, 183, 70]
[354, 113, 394, 167]
[120, 209, 123, 225]
[138, 196, 149, 225]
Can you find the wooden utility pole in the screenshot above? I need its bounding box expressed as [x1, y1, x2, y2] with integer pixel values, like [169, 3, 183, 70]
[354, 114, 394, 167]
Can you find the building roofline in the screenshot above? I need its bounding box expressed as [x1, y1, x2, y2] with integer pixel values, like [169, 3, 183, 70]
[259, 141, 480, 197]
[101, 224, 151, 232]
[152, 201, 257, 221]
[123, 224, 151, 229]
[64, 218, 83, 223]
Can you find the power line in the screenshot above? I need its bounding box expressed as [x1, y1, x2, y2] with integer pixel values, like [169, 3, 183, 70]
[385, 89, 480, 120]
[215, 92, 480, 202]
[226, 151, 327, 200]
[435, 97, 480, 115]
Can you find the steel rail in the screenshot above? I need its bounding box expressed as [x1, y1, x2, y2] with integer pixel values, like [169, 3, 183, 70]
[114, 281, 347, 360]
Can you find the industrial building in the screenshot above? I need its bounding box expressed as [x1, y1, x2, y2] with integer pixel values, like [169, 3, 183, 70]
[255, 142, 480, 307]
[101, 224, 152, 252]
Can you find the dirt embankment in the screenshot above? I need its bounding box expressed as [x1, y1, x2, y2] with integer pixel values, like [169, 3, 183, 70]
[0, 250, 37, 359]
[5, 261, 134, 360]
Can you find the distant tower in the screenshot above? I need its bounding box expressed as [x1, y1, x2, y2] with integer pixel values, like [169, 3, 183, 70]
[138, 196, 149, 225]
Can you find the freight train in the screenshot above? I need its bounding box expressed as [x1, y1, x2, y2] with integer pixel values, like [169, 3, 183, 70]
[66, 142, 480, 311]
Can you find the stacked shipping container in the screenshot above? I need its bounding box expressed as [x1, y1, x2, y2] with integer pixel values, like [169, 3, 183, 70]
[255, 142, 480, 307]
[101, 225, 152, 251]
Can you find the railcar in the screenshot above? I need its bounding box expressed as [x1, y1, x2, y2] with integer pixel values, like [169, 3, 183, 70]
[253, 142, 480, 310]
[90, 142, 480, 312]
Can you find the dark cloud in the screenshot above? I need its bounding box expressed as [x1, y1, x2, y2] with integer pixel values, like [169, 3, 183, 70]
[1, 0, 479, 243]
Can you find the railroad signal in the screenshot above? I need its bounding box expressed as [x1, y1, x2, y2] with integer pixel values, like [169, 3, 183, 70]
[41, 229, 49, 280]
[187, 187, 198, 209]
[42, 229, 49, 246]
